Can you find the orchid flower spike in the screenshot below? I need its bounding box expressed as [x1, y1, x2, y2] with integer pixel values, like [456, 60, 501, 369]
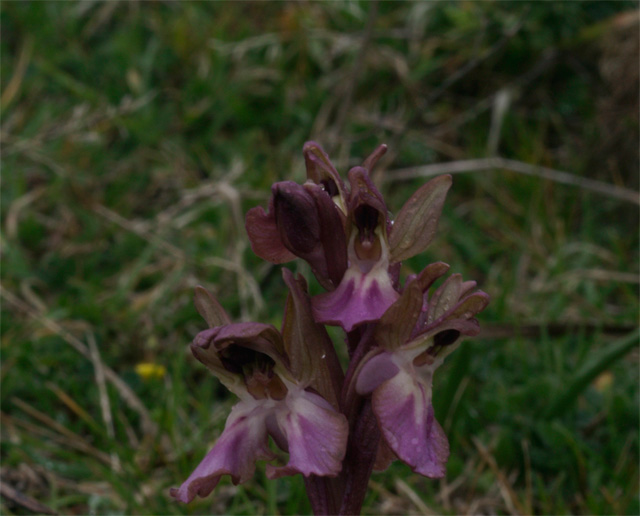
[171, 278, 347, 503]
[175, 141, 489, 516]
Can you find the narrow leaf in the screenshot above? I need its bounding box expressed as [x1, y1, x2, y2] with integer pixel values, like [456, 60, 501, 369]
[544, 329, 640, 418]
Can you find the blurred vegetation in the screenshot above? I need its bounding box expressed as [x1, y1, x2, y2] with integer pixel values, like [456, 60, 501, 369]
[1, 1, 638, 515]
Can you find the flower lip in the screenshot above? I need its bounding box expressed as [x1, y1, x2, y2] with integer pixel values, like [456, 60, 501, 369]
[244, 368, 288, 400]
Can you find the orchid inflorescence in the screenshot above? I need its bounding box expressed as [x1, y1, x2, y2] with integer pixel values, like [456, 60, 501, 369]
[171, 142, 489, 515]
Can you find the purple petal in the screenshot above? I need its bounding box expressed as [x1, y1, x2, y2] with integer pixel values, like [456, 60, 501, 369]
[355, 351, 400, 395]
[266, 390, 348, 479]
[371, 369, 449, 478]
[273, 182, 322, 256]
[307, 185, 348, 287]
[361, 144, 388, 172]
[246, 202, 296, 264]
[312, 268, 399, 332]
[170, 401, 275, 503]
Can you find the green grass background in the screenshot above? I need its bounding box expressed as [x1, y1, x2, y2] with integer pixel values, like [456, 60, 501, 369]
[1, 1, 638, 514]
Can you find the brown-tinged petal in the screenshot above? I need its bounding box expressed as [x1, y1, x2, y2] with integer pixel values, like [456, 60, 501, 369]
[281, 269, 343, 408]
[376, 279, 423, 350]
[303, 141, 346, 201]
[347, 167, 390, 270]
[347, 167, 388, 223]
[361, 144, 388, 172]
[443, 291, 490, 323]
[194, 286, 231, 328]
[213, 322, 287, 363]
[389, 175, 452, 262]
[415, 262, 450, 293]
[427, 273, 463, 323]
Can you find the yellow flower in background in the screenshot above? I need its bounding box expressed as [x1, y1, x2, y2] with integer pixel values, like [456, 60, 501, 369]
[135, 362, 166, 380]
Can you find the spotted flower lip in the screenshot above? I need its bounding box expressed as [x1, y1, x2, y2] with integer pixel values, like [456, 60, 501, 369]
[355, 266, 489, 477]
[171, 282, 348, 503]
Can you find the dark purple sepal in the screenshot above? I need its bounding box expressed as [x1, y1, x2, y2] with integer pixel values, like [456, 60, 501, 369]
[190, 322, 290, 397]
[347, 167, 388, 233]
[245, 196, 296, 264]
[307, 184, 348, 287]
[361, 144, 388, 173]
[303, 141, 347, 207]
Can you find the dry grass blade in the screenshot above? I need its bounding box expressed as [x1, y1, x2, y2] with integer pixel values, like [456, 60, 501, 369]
[94, 201, 264, 317]
[0, 37, 33, 110]
[394, 478, 436, 515]
[45, 382, 101, 432]
[386, 157, 639, 205]
[472, 437, 525, 516]
[87, 333, 121, 472]
[5, 187, 46, 240]
[6, 403, 113, 467]
[0, 480, 57, 515]
[0, 286, 157, 437]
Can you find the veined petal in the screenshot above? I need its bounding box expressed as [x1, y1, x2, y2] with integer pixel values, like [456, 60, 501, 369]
[361, 144, 388, 172]
[194, 286, 231, 328]
[267, 389, 348, 479]
[245, 201, 296, 264]
[371, 368, 449, 478]
[303, 141, 347, 211]
[170, 401, 276, 503]
[355, 351, 400, 395]
[311, 266, 399, 332]
[281, 269, 343, 408]
[389, 175, 452, 262]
